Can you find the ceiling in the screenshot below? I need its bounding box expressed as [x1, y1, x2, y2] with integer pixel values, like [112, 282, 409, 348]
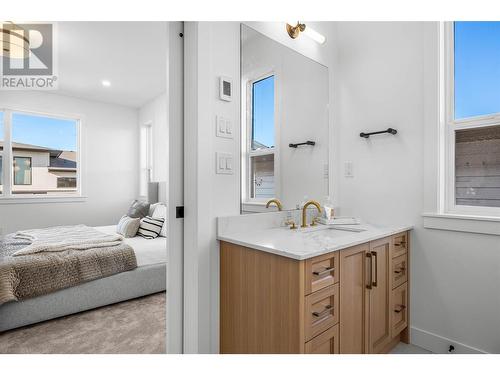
[56, 22, 167, 108]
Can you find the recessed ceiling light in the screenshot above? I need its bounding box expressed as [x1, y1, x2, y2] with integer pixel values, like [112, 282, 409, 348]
[101, 80, 111, 87]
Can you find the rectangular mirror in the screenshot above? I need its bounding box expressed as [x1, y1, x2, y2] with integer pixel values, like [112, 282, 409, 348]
[240, 24, 330, 213]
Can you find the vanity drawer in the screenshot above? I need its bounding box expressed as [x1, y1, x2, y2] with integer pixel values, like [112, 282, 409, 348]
[304, 251, 339, 295]
[305, 284, 339, 342]
[391, 253, 408, 289]
[392, 232, 408, 258]
[391, 282, 408, 338]
[304, 324, 339, 354]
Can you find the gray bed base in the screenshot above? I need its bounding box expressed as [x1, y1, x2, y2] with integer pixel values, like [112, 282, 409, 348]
[0, 263, 166, 332]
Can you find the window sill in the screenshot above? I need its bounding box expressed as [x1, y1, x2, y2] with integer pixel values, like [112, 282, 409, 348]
[422, 212, 500, 236]
[241, 201, 274, 213]
[0, 196, 88, 205]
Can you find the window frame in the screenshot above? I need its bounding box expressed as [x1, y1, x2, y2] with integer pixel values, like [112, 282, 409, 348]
[443, 22, 500, 217]
[0, 107, 83, 202]
[242, 71, 280, 205]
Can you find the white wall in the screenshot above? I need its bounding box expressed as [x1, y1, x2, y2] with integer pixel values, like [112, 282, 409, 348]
[241, 26, 329, 209]
[139, 92, 168, 184]
[0, 91, 139, 234]
[184, 21, 241, 354]
[334, 22, 500, 354]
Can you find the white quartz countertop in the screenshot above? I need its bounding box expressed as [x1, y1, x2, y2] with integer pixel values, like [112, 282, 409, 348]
[217, 223, 413, 260]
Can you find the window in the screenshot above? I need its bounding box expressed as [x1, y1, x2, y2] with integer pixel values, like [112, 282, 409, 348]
[244, 74, 278, 202]
[57, 177, 77, 188]
[0, 110, 80, 199]
[139, 123, 153, 198]
[13, 157, 32, 185]
[444, 22, 500, 215]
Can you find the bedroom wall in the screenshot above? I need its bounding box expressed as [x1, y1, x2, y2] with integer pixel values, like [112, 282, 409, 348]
[0, 91, 139, 234]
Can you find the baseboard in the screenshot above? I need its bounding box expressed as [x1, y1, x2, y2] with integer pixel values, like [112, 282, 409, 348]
[410, 326, 488, 354]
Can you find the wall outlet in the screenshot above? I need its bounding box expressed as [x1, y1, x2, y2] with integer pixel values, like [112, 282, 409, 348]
[344, 161, 354, 177]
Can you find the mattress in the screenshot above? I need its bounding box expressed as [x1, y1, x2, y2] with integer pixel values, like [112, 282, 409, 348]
[94, 225, 167, 267]
[0, 225, 167, 333]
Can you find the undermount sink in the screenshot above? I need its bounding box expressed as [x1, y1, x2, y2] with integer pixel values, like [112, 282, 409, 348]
[300, 225, 367, 236]
[301, 225, 366, 241]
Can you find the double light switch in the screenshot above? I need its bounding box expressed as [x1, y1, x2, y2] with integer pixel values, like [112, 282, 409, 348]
[216, 152, 234, 175]
[216, 115, 233, 138]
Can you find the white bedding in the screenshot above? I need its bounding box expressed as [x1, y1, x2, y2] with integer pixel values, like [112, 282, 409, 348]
[95, 225, 167, 267]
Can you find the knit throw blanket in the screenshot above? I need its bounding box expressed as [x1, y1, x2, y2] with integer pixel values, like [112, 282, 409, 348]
[0, 225, 137, 306]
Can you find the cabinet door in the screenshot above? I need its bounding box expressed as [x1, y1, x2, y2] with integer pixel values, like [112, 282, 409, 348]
[339, 244, 370, 354]
[368, 237, 392, 353]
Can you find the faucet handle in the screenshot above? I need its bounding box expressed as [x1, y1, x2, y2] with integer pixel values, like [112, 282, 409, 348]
[311, 216, 321, 227]
[285, 220, 297, 230]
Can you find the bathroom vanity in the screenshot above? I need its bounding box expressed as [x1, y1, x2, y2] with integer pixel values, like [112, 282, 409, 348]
[218, 216, 411, 354]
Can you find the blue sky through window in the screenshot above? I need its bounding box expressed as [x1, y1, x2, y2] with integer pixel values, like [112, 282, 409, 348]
[252, 75, 275, 149]
[455, 21, 500, 119]
[12, 113, 77, 151]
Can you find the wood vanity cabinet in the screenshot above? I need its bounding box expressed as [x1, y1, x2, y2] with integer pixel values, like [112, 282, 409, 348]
[220, 231, 410, 354]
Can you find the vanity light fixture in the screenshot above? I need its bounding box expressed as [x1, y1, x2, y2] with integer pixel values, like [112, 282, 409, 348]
[286, 22, 326, 45]
[0, 21, 29, 59]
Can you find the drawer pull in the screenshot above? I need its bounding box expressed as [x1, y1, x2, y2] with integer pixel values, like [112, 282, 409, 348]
[394, 267, 406, 274]
[371, 251, 378, 287]
[394, 304, 406, 313]
[395, 242, 406, 247]
[313, 267, 334, 277]
[366, 253, 373, 290]
[312, 304, 333, 318]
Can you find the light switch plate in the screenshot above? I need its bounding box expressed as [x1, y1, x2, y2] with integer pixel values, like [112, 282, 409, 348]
[216, 152, 233, 174]
[216, 115, 233, 139]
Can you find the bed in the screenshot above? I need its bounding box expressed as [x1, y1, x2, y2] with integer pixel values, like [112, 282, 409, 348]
[0, 225, 166, 333]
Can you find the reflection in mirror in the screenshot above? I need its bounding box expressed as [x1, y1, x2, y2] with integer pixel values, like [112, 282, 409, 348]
[240, 24, 329, 214]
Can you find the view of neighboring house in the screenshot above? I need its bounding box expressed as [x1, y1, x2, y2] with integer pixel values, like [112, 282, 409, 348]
[0, 141, 77, 195]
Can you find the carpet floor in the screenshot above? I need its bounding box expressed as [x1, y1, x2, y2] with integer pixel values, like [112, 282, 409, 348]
[0, 292, 166, 354]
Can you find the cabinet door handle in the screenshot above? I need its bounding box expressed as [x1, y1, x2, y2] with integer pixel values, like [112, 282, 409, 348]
[366, 253, 372, 290]
[394, 267, 406, 274]
[313, 266, 334, 277]
[312, 304, 333, 318]
[371, 251, 378, 287]
[394, 304, 406, 313]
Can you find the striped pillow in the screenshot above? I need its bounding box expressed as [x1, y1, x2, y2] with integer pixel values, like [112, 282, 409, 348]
[137, 216, 165, 239]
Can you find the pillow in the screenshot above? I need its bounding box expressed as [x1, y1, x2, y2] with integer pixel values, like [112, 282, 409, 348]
[152, 204, 167, 237]
[127, 200, 150, 219]
[137, 216, 165, 239]
[116, 215, 140, 238]
[149, 202, 164, 217]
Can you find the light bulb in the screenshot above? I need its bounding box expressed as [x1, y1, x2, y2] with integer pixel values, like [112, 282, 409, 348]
[303, 25, 326, 44]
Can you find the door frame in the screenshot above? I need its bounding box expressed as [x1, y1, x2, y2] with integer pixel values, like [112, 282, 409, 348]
[166, 21, 185, 354]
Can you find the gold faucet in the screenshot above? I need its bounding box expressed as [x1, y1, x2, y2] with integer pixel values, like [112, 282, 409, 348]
[266, 198, 283, 211]
[301, 200, 322, 228]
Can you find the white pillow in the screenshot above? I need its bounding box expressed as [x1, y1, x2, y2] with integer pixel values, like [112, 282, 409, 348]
[152, 204, 167, 237]
[149, 202, 164, 217]
[116, 215, 140, 238]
